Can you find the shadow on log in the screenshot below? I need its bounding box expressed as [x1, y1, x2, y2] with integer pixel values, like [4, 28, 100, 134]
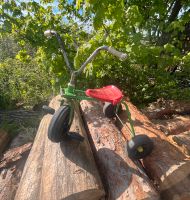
[15, 96, 105, 200]
[81, 100, 159, 200]
[117, 99, 190, 200]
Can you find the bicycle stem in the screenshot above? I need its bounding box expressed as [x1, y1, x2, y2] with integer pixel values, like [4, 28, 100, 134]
[54, 33, 74, 74]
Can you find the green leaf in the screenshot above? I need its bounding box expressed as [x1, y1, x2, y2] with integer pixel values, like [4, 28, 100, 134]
[76, 0, 82, 10]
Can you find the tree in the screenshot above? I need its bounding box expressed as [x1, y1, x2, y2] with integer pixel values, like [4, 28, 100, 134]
[74, 0, 190, 103]
[1, 0, 190, 105]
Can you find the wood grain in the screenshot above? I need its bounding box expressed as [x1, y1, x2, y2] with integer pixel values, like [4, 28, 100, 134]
[168, 131, 190, 157]
[117, 100, 190, 200]
[15, 96, 105, 200]
[81, 100, 159, 200]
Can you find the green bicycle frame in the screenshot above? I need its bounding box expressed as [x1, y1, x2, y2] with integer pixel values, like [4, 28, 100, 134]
[45, 30, 135, 138]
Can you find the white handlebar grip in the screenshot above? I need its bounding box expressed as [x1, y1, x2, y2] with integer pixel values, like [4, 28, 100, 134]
[108, 47, 127, 61]
[44, 30, 57, 37]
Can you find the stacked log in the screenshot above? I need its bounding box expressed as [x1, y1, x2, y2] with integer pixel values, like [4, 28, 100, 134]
[15, 96, 105, 200]
[152, 116, 190, 135]
[117, 99, 190, 200]
[143, 99, 190, 120]
[167, 131, 190, 157]
[80, 100, 159, 200]
[0, 143, 32, 200]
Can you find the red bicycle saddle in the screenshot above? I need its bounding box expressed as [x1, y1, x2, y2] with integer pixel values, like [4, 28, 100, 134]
[85, 85, 123, 105]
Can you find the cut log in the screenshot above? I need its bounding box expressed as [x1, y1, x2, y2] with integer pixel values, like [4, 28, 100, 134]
[15, 96, 105, 200]
[152, 116, 190, 135]
[143, 99, 190, 120]
[0, 143, 32, 200]
[80, 100, 159, 200]
[168, 131, 190, 157]
[144, 109, 190, 120]
[0, 129, 10, 154]
[0, 110, 42, 125]
[117, 99, 190, 200]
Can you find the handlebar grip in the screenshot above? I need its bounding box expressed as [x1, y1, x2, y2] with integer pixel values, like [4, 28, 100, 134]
[107, 47, 127, 61]
[44, 30, 57, 37]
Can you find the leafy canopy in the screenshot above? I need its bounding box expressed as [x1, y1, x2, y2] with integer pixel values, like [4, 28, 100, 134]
[1, 0, 190, 105]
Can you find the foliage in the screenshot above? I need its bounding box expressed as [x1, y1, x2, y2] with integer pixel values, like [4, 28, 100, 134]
[0, 58, 53, 109]
[0, 0, 86, 108]
[1, 0, 190, 106]
[73, 0, 190, 104]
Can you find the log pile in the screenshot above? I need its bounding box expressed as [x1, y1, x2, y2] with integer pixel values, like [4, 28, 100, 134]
[80, 100, 159, 200]
[3, 96, 189, 200]
[152, 116, 190, 135]
[117, 100, 190, 200]
[15, 96, 105, 200]
[168, 131, 190, 157]
[143, 99, 190, 158]
[0, 143, 32, 200]
[143, 99, 190, 120]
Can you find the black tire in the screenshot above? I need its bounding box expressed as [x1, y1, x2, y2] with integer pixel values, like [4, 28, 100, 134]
[103, 102, 122, 118]
[126, 134, 153, 160]
[48, 105, 73, 143]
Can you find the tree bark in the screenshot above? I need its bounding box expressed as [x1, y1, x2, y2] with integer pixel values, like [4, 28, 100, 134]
[80, 100, 159, 200]
[117, 100, 190, 200]
[152, 116, 190, 135]
[158, 0, 182, 45]
[0, 143, 32, 200]
[168, 131, 190, 157]
[168, 0, 182, 23]
[15, 96, 105, 200]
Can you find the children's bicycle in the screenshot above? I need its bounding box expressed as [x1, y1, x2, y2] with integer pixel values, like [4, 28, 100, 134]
[43, 30, 153, 160]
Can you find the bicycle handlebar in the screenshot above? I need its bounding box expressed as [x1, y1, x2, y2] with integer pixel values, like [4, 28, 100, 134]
[107, 47, 127, 61]
[75, 46, 127, 75]
[44, 30, 127, 82]
[44, 30, 56, 37]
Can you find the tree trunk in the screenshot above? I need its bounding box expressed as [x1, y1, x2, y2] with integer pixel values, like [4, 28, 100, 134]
[15, 96, 105, 200]
[158, 0, 182, 45]
[80, 100, 159, 200]
[168, 0, 182, 23]
[116, 100, 190, 200]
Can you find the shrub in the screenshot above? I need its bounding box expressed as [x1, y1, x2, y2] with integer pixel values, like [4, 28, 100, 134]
[0, 58, 53, 109]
